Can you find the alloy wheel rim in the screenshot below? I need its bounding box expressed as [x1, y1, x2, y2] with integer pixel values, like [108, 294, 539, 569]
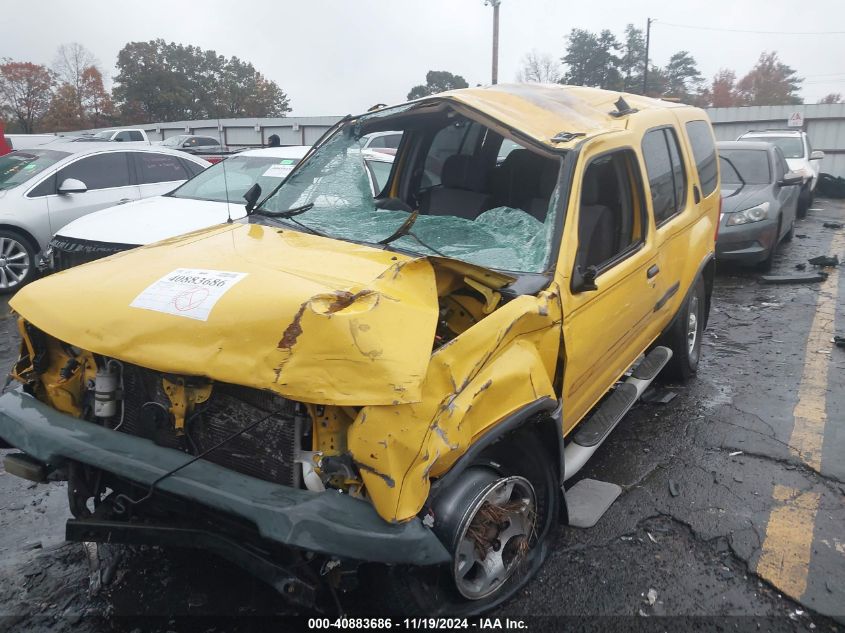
[0, 237, 30, 289]
[687, 294, 699, 356]
[452, 475, 536, 600]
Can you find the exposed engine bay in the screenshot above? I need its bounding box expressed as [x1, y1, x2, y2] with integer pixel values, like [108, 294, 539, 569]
[9, 264, 515, 503]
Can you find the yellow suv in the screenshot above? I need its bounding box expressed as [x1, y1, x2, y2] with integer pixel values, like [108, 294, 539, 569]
[0, 84, 718, 614]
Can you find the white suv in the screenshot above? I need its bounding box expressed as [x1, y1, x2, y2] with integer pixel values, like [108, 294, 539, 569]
[737, 129, 824, 216]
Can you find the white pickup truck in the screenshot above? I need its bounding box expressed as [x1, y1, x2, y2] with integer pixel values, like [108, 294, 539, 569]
[88, 129, 151, 143]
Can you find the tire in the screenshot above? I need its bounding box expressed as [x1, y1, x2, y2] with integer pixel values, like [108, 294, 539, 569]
[0, 230, 37, 294]
[755, 218, 781, 273]
[797, 184, 811, 218]
[660, 275, 706, 382]
[366, 431, 559, 616]
[783, 216, 795, 242]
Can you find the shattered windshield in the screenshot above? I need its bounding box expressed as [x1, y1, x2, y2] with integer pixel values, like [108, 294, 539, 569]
[259, 116, 562, 274]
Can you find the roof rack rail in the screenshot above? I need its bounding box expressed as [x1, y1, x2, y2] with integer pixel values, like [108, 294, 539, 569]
[745, 128, 800, 133]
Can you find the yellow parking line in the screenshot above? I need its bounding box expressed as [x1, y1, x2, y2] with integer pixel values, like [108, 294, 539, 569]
[788, 229, 844, 470]
[754, 227, 844, 599]
[757, 486, 822, 597]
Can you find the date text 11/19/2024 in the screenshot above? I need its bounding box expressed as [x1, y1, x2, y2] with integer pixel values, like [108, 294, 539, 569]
[307, 618, 529, 630]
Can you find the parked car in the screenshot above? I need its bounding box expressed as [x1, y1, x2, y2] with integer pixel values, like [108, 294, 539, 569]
[90, 128, 151, 143]
[716, 141, 802, 269]
[737, 129, 824, 216]
[360, 130, 402, 156]
[0, 84, 719, 615]
[158, 134, 225, 153]
[0, 144, 209, 291]
[47, 146, 310, 270]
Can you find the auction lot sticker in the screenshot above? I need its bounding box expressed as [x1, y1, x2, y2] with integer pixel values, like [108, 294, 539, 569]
[130, 268, 248, 321]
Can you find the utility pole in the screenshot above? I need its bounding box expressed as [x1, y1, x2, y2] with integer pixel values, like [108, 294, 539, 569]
[486, 0, 502, 84]
[643, 17, 653, 95]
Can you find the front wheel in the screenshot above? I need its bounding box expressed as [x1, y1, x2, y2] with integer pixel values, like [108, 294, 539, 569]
[0, 230, 37, 294]
[660, 275, 706, 382]
[367, 432, 559, 616]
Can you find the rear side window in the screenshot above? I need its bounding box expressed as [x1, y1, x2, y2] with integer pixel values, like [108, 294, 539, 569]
[685, 120, 718, 197]
[135, 153, 189, 184]
[642, 127, 687, 225]
[57, 153, 131, 191]
[128, 131, 144, 141]
[180, 158, 206, 177]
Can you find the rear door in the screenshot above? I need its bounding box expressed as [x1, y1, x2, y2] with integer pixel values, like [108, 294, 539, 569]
[132, 152, 192, 198]
[45, 151, 140, 234]
[640, 124, 690, 325]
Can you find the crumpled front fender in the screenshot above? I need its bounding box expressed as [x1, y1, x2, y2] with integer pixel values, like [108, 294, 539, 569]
[348, 289, 562, 523]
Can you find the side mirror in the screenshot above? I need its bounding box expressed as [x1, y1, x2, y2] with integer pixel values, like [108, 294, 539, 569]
[572, 264, 599, 293]
[810, 150, 825, 161]
[58, 178, 88, 194]
[243, 183, 262, 213]
[780, 172, 803, 187]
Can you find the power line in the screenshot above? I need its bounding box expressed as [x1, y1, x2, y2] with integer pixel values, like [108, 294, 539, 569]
[657, 21, 845, 36]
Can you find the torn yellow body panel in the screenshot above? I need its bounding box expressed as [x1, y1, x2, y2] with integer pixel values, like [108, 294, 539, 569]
[10, 223, 438, 406]
[348, 290, 562, 523]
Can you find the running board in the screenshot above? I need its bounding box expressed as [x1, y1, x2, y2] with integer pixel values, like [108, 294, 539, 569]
[563, 346, 672, 482]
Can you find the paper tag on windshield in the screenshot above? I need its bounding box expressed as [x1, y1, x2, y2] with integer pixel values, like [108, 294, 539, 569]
[262, 164, 294, 178]
[130, 268, 248, 321]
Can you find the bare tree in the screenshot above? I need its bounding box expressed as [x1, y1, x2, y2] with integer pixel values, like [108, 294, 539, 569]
[516, 50, 562, 84]
[53, 43, 98, 112]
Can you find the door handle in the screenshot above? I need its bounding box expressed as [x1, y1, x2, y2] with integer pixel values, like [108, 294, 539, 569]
[693, 185, 701, 204]
[117, 198, 132, 205]
[647, 264, 660, 279]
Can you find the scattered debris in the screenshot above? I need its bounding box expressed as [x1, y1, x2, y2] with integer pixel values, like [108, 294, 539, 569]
[729, 450, 743, 456]
[646, 588, 658, 606]
[833, 336, 845, 349]
[823, 222, 844, 229]
[733, 473, 744, 483]
[795, 234, 809, 239]
[646, 532, 658, 544]
[808, 254, 839, 267]
[760, 272, 828, 284]
[668, 479, 680, 497]
[638, 608, 649, 617]
[795, 263, 807, 271]
[641, 387, 677, 404]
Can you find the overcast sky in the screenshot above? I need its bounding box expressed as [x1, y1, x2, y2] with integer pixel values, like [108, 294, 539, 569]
[3, 0, 843, 117]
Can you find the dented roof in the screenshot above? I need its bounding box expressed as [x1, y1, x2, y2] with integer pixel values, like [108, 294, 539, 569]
[411, 83, 690, 149]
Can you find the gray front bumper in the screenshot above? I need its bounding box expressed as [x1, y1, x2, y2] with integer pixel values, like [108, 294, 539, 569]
[0, 388, 450, 566]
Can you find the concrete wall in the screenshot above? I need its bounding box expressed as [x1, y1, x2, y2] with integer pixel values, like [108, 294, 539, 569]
[68, 116, 342, 148]
[706, 104, 845, 178]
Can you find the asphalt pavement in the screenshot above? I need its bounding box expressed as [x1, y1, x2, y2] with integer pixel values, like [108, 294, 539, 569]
[1, 201, 844, 632]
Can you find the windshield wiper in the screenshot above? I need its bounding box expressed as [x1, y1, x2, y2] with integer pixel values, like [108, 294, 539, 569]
[378, 209, 447, 257]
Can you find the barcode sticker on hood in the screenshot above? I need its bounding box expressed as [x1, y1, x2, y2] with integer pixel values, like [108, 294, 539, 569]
[130, 268, 248, 321]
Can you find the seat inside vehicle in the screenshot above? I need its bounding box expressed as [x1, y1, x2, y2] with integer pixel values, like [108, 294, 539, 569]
[577, 151, 641, 270]
[370, 109, 561, 223]
[420, 154, 494, 219]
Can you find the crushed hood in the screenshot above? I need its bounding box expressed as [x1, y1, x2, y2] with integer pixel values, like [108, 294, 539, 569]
[11, 223, 440, 405]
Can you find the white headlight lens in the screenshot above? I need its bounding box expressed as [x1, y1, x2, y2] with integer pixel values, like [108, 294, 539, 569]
[726, 202, 770, 226]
